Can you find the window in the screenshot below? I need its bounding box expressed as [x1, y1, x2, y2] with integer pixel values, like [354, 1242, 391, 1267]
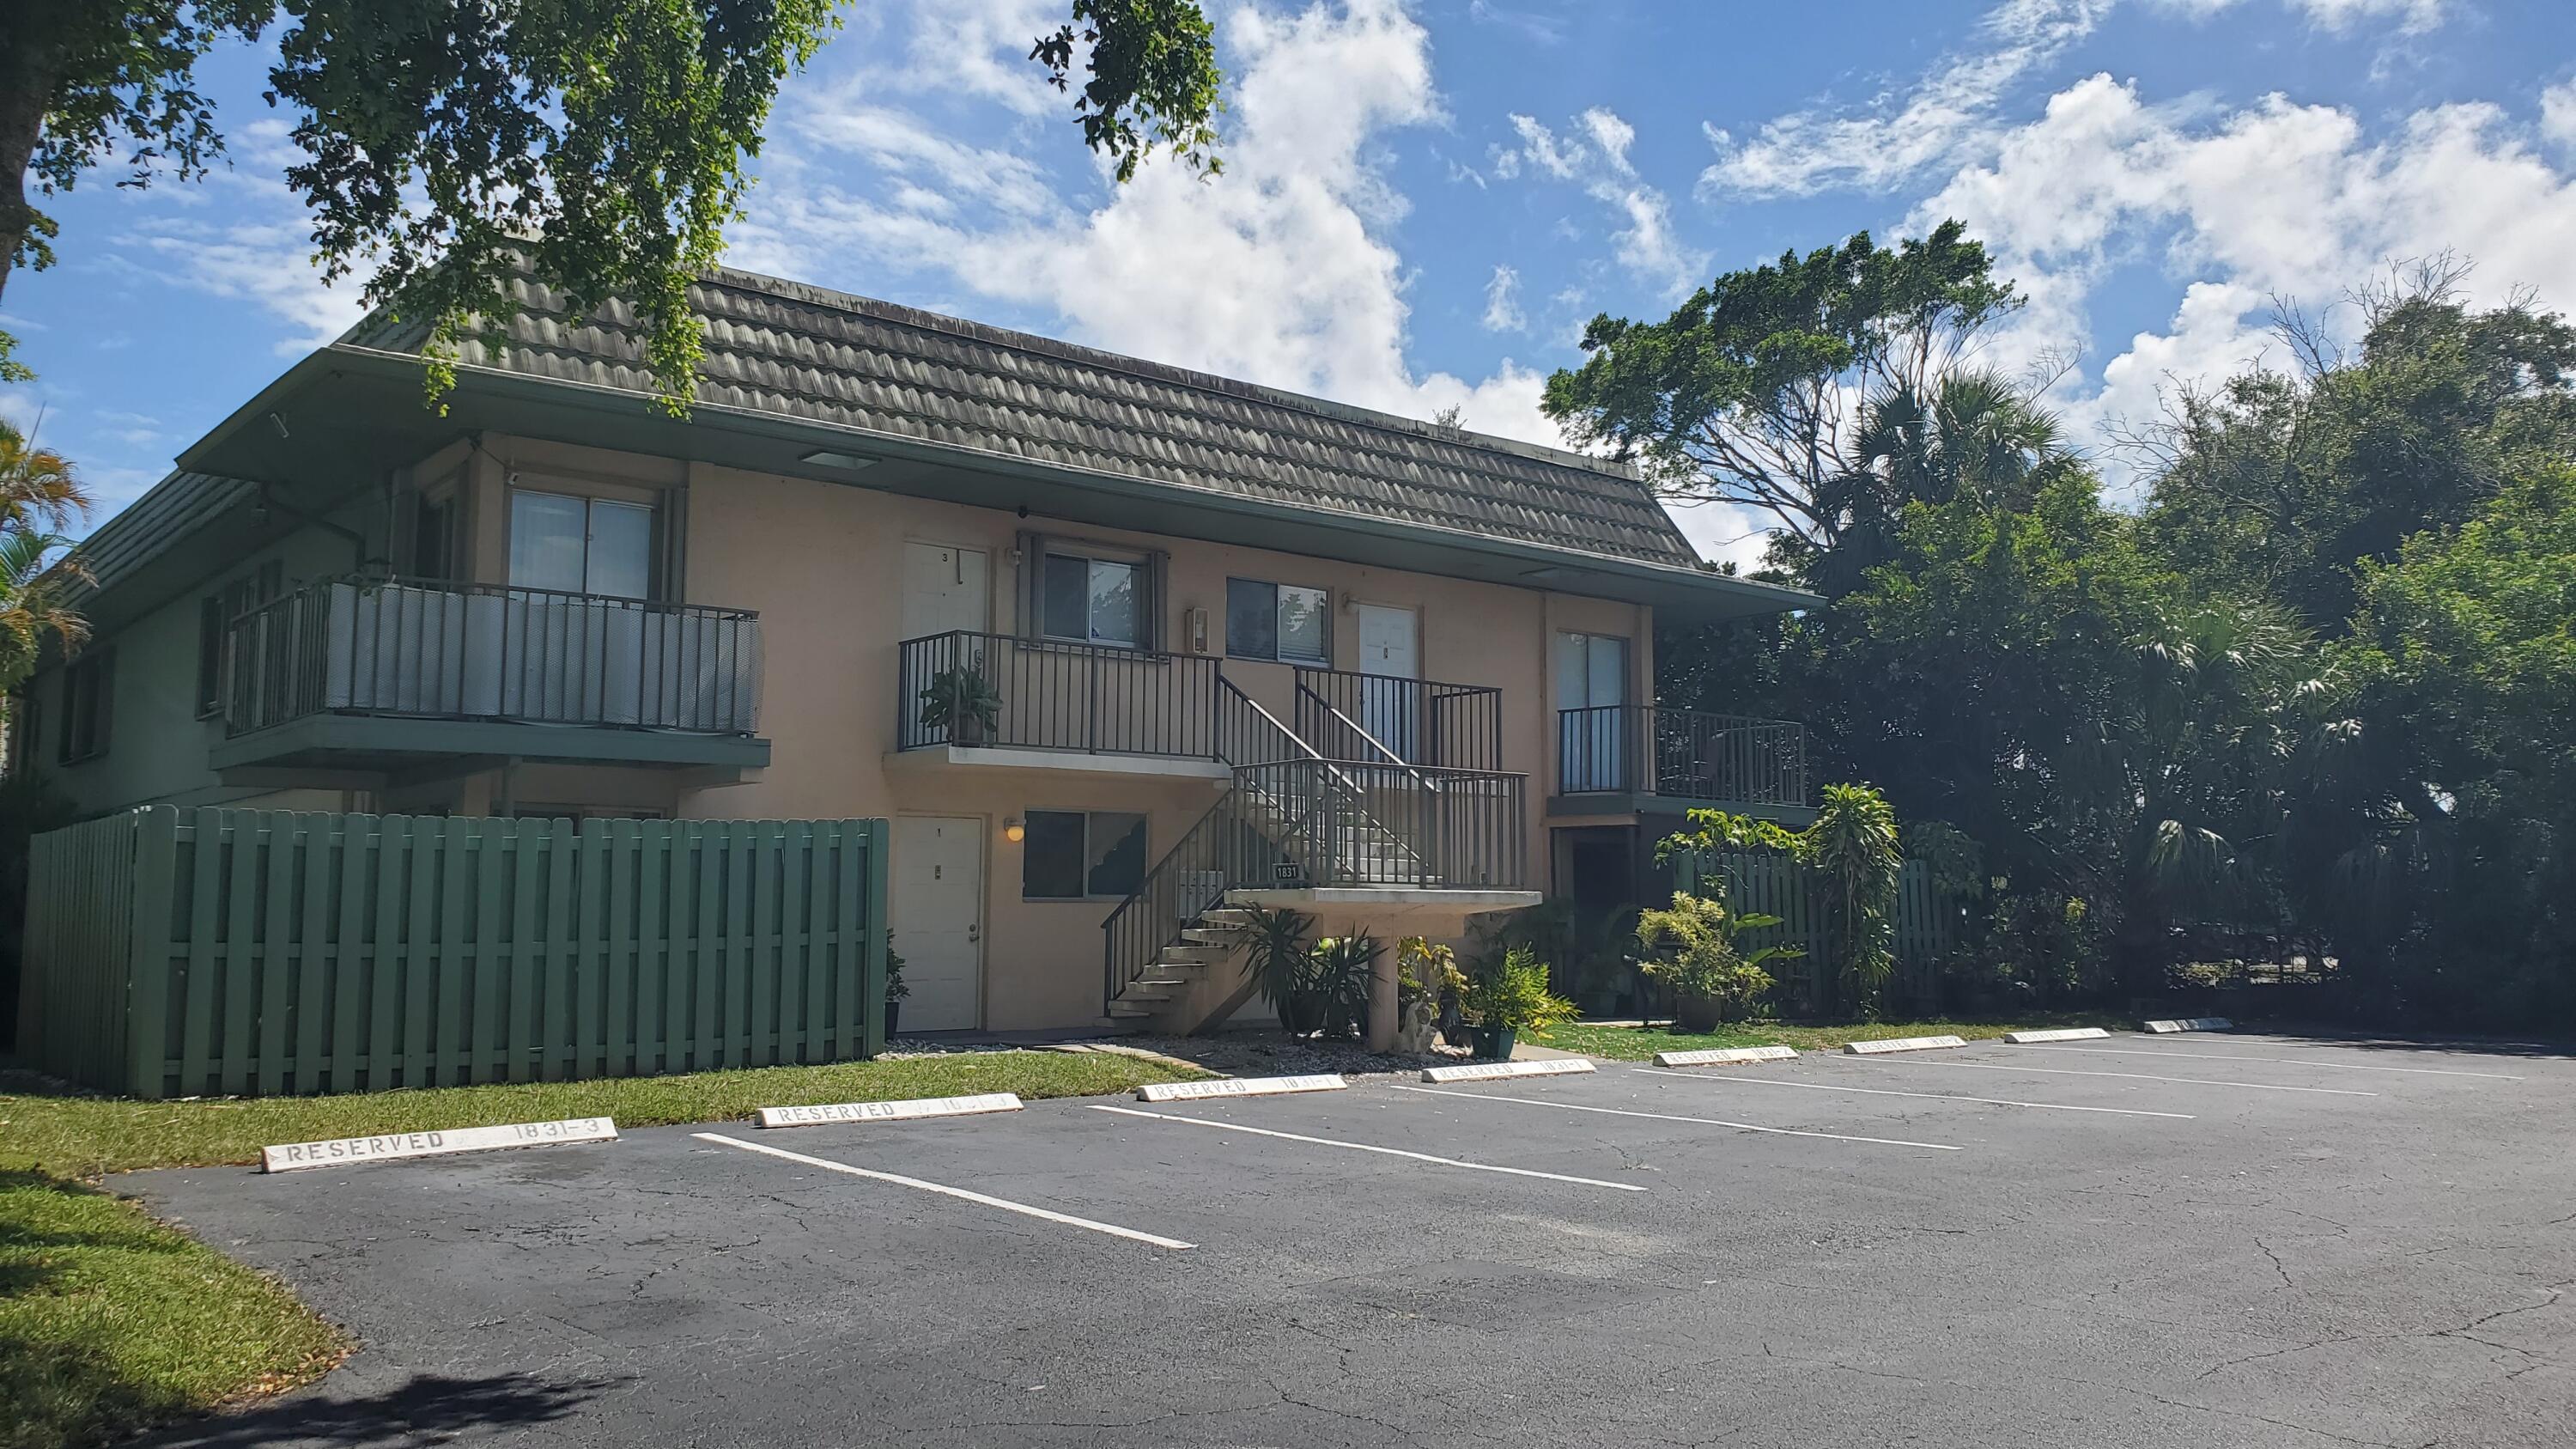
[1021, 809, 1147, 899]
[509, 490, 653, 598]
[413, 493, 456, 580]
[4, 691, 35, 777]
[196, 561, 284, 718]
[1225, 578, 1328, 663]
[1040, 551, 1140, 647]
[58, 651, 113, 764]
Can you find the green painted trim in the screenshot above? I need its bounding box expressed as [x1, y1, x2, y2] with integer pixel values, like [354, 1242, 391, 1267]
[209, 713, 772, 771]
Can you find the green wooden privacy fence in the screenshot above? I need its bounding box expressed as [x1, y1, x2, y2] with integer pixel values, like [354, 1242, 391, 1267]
[1674, 849, 1955, 1009]
[16, 807, 887, 1099]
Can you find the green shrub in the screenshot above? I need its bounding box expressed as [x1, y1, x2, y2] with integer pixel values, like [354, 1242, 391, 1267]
[1460, 946, 1580, 1033]
[1635, 891, 1794, 1025]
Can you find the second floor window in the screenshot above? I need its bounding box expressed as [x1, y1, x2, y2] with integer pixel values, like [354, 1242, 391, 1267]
[1225, 578, 1328, 664]
[196, 561, 283, 718]
[58, 651, 113, 764]
[1040, 551, 1141, 647]
[510, 490, 653, 599]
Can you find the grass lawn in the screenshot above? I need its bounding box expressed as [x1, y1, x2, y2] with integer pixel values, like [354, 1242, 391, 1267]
[1539, 1012, 2127, 1061]
[0, 1049, 1206, 1449]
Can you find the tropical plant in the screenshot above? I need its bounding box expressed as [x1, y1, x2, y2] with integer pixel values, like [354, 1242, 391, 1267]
[1394, 937, 1465, 1054]
[0, 420, 92, 690]
[1309, 933, 1382, 1040]
[1458, 946, 1579, 1035]
[1662, 783, 1902, 1017]
[1634, 891, 1795, 1029]
[1809, 782, 1901, 1014]
[916, 665, 1002, 740]
[1245, 906, 1327, 1035]
[883, 929, 908, 1002]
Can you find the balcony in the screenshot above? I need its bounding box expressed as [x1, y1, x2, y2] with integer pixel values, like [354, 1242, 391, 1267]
[1556, 705, 1811, 818]
[890, 630, 1231, 779]
[213, 577, 769, 776]
[889, 633, 1510, 784]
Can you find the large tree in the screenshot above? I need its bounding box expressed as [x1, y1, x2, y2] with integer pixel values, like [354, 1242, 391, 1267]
[0, 0, 1221, 395]
[1540, 221, 2023, 557]
[2144, 277, 2576, 633]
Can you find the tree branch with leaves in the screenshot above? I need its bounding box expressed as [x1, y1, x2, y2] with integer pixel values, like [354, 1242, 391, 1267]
[1, 2, 1223, 401]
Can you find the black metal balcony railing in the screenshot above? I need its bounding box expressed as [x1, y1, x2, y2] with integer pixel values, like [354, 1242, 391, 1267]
[895, 630, 1224, 757]
[225, 578, 763, 739]
[1558, 705, 1809, 807]
[1291, 667, 1502, 771]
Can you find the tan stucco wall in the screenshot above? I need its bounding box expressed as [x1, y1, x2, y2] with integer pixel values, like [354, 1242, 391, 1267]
[664, 450, 1657, 1030]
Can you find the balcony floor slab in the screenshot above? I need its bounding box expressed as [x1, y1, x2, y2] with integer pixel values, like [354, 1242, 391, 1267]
[884, 744, 1233, 782]
[212, 713, 773, 775]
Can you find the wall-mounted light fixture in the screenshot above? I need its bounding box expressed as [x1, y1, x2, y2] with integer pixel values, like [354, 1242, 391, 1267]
[1003, 817, 1026, 843]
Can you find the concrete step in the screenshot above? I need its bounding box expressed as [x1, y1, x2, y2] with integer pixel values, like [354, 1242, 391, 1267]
[1182, 927, 1247, 945]
[1161, 944, 1233, 965]
[1197, 908, 1256, 926]
[1129, 974, 1192, 989]
[1107, 1002, 1157, 1018]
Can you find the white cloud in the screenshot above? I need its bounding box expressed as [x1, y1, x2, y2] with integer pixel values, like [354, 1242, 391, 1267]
[1900, 72, 2576, 492]
[740, 0, 1563, 447]
[1490, 106, 1705, 297]
[2283, 0, 2445, 32]
[1701, 0, 2110, 198]
[2543, 78, 2576, 151]
[1503, 113, 1582, 179]
[1482, 264, 1526, 331]
[1580, 107, 1637, 174]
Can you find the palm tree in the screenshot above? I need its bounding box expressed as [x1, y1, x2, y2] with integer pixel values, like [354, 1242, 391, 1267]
[0, 420, 93, 691]
[1809, 370, 2072, 594]
[2109, 597, 2324, 989]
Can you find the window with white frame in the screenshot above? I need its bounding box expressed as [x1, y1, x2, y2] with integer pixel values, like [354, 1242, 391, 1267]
[1021, 809, 1148, 899]
[1225, 578, 1328, 664]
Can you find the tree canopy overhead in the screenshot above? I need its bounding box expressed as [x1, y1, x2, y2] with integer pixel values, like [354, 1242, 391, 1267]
[1540, 221, 2023, 555]
[0, 1, 1224, 399]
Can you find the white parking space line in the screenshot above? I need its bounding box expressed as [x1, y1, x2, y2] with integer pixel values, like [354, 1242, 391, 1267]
[693, 1133, 1195, 1250]
[1390, 1085, 1964, 1151]
[1849, 1059, 2379, 1096]
[1630, 1067, 2196, 1119]
[2028, 1044, 2520, 1081]
[1087, 1104, 1647, 1191]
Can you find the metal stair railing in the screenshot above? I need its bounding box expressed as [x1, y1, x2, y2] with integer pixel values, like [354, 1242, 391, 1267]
[1102, 679, 1528, 1012]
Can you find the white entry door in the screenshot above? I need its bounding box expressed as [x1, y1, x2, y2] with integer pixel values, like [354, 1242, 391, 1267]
[902, 542, 990, 639]
[891, 816, 983, 1032]
[1355, 603, 1419, 761]
[1556, 631, 1630, 791]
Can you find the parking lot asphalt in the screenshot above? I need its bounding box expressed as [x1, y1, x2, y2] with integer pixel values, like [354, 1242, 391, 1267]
[125, 1032, 2576, 1448]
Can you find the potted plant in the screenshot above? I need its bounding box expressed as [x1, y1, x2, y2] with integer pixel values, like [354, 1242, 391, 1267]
[917, 664, 1001, 745]
[1635, 891, 1795, 1033]
[883, 929, 909, 1038]
[1458, 945, 1579, 1060]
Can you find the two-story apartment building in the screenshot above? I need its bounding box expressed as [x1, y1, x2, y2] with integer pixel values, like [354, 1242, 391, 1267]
[9, 268, 1817, 1036]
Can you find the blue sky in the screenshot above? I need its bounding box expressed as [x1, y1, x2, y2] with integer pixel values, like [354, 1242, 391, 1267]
[6, 0, 2574, 563]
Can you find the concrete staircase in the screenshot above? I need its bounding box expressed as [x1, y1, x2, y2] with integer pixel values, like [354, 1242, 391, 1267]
[1106, 906, 1255, 1022]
